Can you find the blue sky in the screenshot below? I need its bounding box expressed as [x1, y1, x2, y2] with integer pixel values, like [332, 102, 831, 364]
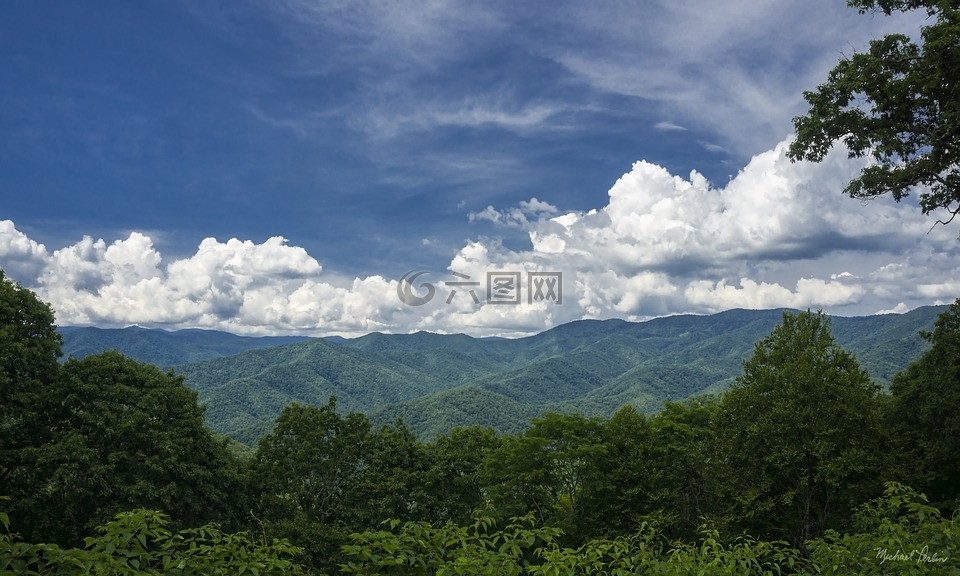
[2, 1, 958, 336]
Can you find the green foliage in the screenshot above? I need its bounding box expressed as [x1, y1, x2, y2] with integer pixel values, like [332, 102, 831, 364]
[5, 351, 245, 545]
[250, 398, 373, 571]
[476, 350, 633, 406]
[886, 298, 960, 511]
[0, 507, 305, 575]
[338, 483, 958, 575]
[483, 413, 607, 542]
[417, 426, 501, 524]
[0, 272, 245, 547]
[713, 311, 888, 546]
[809, 482, 959, 575]
[339, 514, 561, 576]
[648, 398, 720, 540]
[849, 0, 960, 14]
[340, 514, 808, 576]
[591, 405, 658, 536]
[789, 1, 960, 224]
[360, 420, 429, 524]
[534, 526, 806, 576]
[0, 270, 61, 386]
[0, 269, 62, 460]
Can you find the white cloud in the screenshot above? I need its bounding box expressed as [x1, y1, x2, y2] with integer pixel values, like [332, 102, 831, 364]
[0, 220, 49, 282]
[545, 1, 928, 158]
[469, 197, 559, 229]
[266, 0, 505, 72]
[1, 137, 957, 336]
[876, 302, 910, 314]
[917, 281, 960, 299]
[518, 198, 558, 215]
[685, 277, 864, 312]
[468, 206, 507, 225]
[360, 99, 570, 139]
[654, 121, 687, 132]
[447, 137, 955, 325]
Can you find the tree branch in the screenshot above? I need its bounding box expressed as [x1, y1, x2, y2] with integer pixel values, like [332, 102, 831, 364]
[928, 203, 960, 233]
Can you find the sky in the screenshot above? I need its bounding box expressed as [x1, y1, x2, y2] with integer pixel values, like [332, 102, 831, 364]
[1, 0, 958, 337]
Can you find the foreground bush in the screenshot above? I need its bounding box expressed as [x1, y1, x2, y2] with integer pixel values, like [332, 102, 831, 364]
[340, 483, 958, 576]
[809, 483, 958, 575]
[339, 513, 805, 576]
[0, 504, 305, 575]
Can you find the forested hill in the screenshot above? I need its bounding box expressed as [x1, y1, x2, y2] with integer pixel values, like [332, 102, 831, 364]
[138, 306, 945, 444]
[59, 325, 310, 367]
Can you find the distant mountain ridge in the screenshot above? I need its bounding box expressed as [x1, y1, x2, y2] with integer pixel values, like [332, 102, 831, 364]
[119, 306, 945, 445]
[59, 325, 311, 367]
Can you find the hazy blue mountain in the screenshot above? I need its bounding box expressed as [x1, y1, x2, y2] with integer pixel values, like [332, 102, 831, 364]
[165, 306, 945, 443]
[59, 325, 311, 367]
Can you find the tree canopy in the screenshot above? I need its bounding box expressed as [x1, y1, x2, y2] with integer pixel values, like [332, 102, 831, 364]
[887, 298, 960, 510]
[712, 311, 887, 547]
[0, 271, 244, 546]
[0, 270, 62, 457]
[788, 1, 960, 227]
[5, 351, 245, 545]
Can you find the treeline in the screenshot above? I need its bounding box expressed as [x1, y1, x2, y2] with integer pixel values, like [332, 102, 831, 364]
[1, 268, 958, 574]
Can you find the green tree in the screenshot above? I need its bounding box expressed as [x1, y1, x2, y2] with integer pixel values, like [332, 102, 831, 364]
[250, 398, 371, 571]
[886, 298, 960, 512]
[0, 269, 62, 479]
[593, 405, 658, 536]
[417, 426, 501, 525]
[788, 1, 960, 226]
[483, 413, 607, 543]
[649, 398, 720, 540]
[358, 419, 428, 524]
[8, 351, 244, 545]
[713, 311, 887, 547]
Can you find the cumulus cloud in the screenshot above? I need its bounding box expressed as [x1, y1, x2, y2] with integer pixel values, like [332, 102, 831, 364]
[0, 221, 49, 282]
[2, 138, 958, 336]
[685, 277, 865, 312]
[876, 302, 910, 315]
[446, 138, 956, 327]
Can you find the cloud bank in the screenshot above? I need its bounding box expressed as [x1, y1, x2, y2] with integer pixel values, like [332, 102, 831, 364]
[2, 139, 957, 337]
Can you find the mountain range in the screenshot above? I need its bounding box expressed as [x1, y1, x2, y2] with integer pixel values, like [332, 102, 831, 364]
[59, 325, 309, 367]
[59, 306, 945, 444]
